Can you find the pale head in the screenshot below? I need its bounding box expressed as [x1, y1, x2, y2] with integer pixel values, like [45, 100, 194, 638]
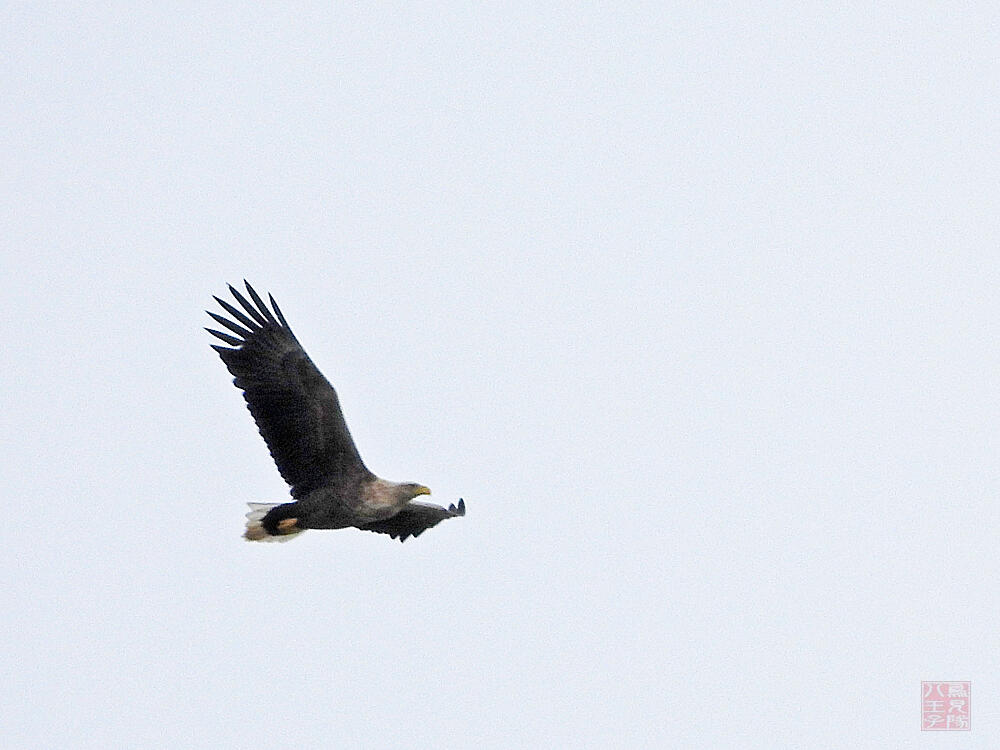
[364, 478, 432, 510]
[399, 482, 432, 500]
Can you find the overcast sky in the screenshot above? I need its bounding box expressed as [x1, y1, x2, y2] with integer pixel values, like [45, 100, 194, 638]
[2, 3, 999, 748]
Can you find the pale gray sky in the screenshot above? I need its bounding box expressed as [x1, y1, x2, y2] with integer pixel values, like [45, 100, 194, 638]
[2, 3, 999, 748]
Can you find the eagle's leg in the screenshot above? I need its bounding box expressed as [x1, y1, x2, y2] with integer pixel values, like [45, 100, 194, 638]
[261, 503, 303, 535]
[244, 501, 305, 541]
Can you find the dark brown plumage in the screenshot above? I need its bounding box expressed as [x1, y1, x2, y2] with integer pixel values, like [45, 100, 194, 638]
[206, 281, 465, 543]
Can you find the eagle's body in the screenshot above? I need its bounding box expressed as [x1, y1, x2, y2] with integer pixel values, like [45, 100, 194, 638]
[206, 282, 465, 542]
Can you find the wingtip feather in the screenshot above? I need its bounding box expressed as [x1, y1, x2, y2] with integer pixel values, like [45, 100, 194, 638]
[243, 281, 278, 325]
[269, 293, 289, 327]
[206, 311, 253, 338]
[229, 284, 268, 326]
[206, 327, 244, 346]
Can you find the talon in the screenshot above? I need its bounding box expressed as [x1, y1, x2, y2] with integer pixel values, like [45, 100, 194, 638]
[277, 518, 301, 534]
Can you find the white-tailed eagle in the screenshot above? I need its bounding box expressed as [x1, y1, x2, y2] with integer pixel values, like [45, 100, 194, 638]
[206, 282, 465, 543]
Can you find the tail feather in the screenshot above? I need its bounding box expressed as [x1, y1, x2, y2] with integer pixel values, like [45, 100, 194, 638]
[244, 503, 304, 542]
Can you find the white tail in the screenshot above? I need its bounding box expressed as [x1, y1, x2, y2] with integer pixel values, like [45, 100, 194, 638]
[244, 503, 305, 542]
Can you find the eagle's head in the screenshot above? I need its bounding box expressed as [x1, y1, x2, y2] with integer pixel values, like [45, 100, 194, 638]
[399, 483, 432, 501]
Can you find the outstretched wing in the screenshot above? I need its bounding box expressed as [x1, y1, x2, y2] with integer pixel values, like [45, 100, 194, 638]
[206, 281, 370, 497]
[359, 499, 466, 542]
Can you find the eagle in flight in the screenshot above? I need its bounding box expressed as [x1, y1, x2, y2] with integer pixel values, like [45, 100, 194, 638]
[206, 282, 465, 543]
